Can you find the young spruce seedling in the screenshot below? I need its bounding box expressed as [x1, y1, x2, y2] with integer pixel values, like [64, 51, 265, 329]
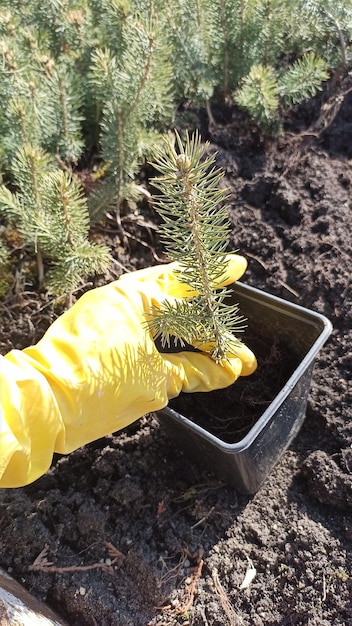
[149, 131, 246, 363]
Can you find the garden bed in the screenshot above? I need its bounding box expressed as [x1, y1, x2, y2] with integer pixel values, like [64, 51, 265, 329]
[0, 78, 351, 625]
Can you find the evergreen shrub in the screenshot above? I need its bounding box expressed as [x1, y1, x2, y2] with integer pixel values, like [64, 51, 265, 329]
[0, 0, 350, 298]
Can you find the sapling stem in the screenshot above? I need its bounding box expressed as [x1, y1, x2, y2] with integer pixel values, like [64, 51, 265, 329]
[149, 130, 247, 362]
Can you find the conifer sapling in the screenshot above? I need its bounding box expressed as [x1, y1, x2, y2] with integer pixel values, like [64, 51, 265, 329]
[148, 131, 247, 363]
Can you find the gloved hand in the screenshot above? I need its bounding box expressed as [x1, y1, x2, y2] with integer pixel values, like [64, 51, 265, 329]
[0, 255, 257, 487]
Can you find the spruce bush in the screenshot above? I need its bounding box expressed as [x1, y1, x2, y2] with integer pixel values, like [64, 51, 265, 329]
[0, 0, 350, 299]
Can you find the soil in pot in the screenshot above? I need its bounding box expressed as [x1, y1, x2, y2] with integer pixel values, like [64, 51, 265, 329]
[168, 327, 299, 443]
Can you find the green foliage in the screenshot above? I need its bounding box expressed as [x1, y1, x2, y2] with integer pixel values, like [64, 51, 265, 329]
[159, 0, 217, 103]
[235, 65, 280, 130]
[162, 0, 348, 108]
[296, 1, 352, 68]
[279, 53, 329, 106]
[148, 131, 245, 362]
[0, 12, 85, 164]
[0, 146, 111, 294]
[88, 13, 174, 226]
[0, 2, 107, 296]
[0, 0, 350, 299]
[41, 60, 85, 162]
[235, 53, 328, 131]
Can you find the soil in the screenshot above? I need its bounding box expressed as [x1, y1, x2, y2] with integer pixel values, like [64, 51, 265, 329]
[169, 328, 300, 444]
[0, 75, 351, 626]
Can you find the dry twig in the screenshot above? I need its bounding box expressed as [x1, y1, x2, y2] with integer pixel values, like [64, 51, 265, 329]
[176, 559, 204, 615]
[28, 542, 124, 575]
[212, 568, 241, 626]
[157, 549, 188, 587]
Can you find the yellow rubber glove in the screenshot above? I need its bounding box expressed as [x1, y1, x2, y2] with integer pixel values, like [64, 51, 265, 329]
[0, 255, 257, 487]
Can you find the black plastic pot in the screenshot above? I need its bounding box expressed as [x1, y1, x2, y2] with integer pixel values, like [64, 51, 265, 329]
[157, 282, 332, 494]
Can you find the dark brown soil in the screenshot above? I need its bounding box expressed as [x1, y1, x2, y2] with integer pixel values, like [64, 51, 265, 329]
[169, 328, 300, 443]
[0, 76, 351, 625]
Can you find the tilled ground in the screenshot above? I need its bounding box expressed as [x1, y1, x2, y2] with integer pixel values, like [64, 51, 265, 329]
[0, 77, 351, 625]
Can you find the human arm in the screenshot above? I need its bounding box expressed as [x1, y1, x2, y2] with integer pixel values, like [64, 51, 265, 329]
[0, 256, 257, 487]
